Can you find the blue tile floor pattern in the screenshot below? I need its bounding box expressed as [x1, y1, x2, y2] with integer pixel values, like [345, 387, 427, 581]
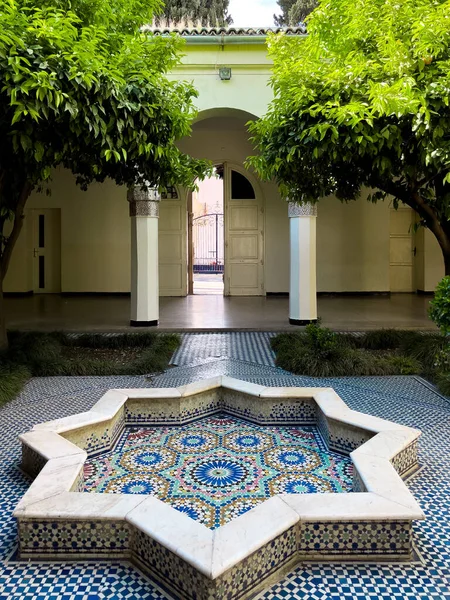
[170, 332, 277, 367]
[83, 416, 352, 529]
[0, 333, 450, 598]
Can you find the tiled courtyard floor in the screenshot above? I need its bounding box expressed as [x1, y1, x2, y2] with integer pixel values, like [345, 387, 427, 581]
[1, 332, 450, 599]
[4, 293, 437, 331]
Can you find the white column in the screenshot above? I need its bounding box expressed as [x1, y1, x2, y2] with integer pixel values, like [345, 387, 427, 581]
[289, 202, 317, 324]
[128, 186, 160, 326]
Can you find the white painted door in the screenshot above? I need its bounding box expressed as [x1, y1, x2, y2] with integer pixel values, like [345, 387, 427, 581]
[389, 205, 415, 292]
[159, 188, 187, 296]
[224, 165, 264, 296]
[31, 209, 61, 293]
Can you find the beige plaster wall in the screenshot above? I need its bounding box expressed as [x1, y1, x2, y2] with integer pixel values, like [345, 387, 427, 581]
[170, 44, 273, 118]
[5, 170, 130, 293]
[3, 217, 31, 292]
[317, 195, 391, 292]
[415, 228, 444, 292]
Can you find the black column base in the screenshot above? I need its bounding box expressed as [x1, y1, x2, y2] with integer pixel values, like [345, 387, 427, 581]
[130, 320, 158, 327]
[289, 318, 318, 326]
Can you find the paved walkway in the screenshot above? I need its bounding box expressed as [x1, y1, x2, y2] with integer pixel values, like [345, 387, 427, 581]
[5, 293, 436, 331]
[0, 333, 449, 599]
[193, 273, 224, 295]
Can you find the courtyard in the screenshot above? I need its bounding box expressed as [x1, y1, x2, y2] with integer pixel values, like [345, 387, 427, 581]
[1, 332, 449, 599]
[1, 0, 450, 596]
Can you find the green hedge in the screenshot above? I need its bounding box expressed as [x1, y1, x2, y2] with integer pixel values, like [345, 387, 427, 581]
[271, 324, 445, 385]
[0, 331, 181, 405]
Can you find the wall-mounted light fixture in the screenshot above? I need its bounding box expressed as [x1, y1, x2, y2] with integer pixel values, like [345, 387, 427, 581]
[219, 67, 232, 80]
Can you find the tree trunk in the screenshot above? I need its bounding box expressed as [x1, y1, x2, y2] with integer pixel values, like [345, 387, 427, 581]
[428, 228, 450, 278]
[0, 181, 33, 350]
[444, 252, 450, 277]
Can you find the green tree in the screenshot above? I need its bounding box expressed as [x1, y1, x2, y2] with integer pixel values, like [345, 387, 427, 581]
[0, 0, 209, 349]
[154, 0, 232, 28]
[250, 0, 450, 275]
[274, 0, 295, 26]
[274, 0, 316, 26]
[289, 0, 317, 24]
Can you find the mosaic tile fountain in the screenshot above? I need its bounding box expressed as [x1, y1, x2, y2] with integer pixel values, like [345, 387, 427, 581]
[14, 376, 424, 600]
[83, 415, 353, 529]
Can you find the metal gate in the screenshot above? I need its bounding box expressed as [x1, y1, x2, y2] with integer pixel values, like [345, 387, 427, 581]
[193, 213, 224, 273]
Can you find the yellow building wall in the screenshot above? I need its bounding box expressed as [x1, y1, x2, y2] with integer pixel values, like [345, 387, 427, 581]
[5, 169, 130, 293]
[3, 217, 31, 292]
[170, 44, 273, 118]
[317, 195, 391, 292]
[4, 167, 395, 295]
[415, 228, 444, 292]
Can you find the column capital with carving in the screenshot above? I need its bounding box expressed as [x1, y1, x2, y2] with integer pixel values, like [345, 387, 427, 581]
[127, 186, 161, 217]
[288, 202, 318, 218]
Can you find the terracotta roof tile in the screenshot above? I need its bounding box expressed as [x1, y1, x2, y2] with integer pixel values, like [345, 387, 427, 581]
[149, 26, 306, 37]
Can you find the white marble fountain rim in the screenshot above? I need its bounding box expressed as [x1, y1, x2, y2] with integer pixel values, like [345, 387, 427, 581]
[14, 377, 424, 579]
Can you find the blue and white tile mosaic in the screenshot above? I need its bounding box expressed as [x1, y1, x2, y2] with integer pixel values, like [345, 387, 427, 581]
[0, 333, 450, 599]
[83, 416, 352, 529]
[170, 332, 277, 367]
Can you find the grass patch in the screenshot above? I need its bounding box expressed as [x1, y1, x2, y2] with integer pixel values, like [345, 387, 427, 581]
[271, 324, 439, 380]
[357, 328, 405, 350]
[0, 331, 181, 404]
[0, 363, 30, 407]
[436, 372, 450, 396]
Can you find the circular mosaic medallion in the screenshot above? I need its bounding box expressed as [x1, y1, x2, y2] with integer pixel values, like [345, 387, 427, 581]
[169, 498, 215, 529]
[104, 473, 169, 496]
[121, 480, 155, 494]
[224, 429, 274, 452]
[167, 451, 273, 499]
[119, 446, 176, 472]
[207, 417, 236, 427]
[193, 459, 247, 487]
[167, 430, 218, 454]
[268, 473, 335, 495]
[264, 446, 321, 472]
[125, 428, 165, 447]
[83, 461, 102, 484]
[278, 427, 317, 447]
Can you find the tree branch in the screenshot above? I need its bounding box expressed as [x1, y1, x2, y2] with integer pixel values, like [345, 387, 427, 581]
[0, 182, 33, 280]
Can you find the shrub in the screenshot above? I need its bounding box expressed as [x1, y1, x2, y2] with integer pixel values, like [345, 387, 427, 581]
[359, 329, 403, 350]
[7, 331, 62, 366]
[374, 355, 422, 376]
[63, 332, 163, 349]
[272, 325, 423, 378]
[0, 363, 30, 406]
[0, 331, 181, 404]
[272, 323, 358, 377]
[273, 327, 369, 377]
[398, 332, 446, 371]
[302, 322, 341, 358]
[436, 372, 450, 396]
[429, 276, 450, 335]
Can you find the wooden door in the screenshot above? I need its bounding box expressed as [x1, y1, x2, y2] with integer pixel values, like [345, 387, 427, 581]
[224, 166, 264, 296]
[158, 187, 187, 296]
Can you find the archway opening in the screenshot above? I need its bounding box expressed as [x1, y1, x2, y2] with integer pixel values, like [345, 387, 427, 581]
[191, 166, 224, 295]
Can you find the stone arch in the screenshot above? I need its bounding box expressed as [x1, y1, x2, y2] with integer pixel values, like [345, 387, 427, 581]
[194, 107, 260, 124]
